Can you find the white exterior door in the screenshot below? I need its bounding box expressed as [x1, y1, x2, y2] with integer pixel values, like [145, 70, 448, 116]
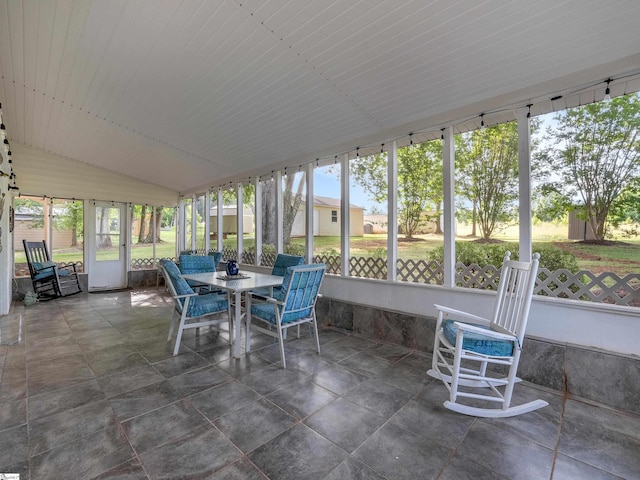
[87, 201, 127, 291]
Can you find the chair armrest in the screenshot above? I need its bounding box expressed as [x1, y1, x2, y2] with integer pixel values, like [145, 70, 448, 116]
[264, 297, 285, 306]
[453, 321, 518, 342]
[434, 304, 490, 326]
[173, 293, 198, 300]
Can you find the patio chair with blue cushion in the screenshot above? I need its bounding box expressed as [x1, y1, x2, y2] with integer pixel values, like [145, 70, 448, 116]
[246, 263, 326, 368]
[23, 239, 82, 300]
[427, 252, 547, 418]
[252, 253, 305, 298]
[159, 259, 231, 356]
[179, 253, 221, 292]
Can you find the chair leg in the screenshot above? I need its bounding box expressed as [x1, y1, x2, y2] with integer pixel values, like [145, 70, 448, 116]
[277, 324, 287, 368]
[312, 315, 321, 355]
[167, 309, 179, 341]
[173, 314, 187, 356]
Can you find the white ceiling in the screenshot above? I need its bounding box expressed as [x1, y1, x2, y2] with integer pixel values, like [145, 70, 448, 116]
[1, 0, 640, 195]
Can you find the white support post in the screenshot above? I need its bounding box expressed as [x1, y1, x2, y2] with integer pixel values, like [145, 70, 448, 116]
[275, 171, 283, 254]
[152, 206, 157, 264]
[387, 141, 398, 281]
[254, 177, 262, 266]
[237, 182, 243, 262]
[517, 107, 533, 262]
[305, 163, 314, 263]
[341, 153, 350, 276]
[178, 197, 186, 253]
[190, 194, 197, 252]
[442, 127, 456, 287]
[204, 193, 211, 253]
[216, 189, 224, 252]
[44, 198, 53, 251]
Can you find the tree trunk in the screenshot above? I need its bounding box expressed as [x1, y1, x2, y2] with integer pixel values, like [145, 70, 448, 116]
[97, 207, 112, 248]
[144, 207, 163, 243]
[262, 180, 277, 246]
[282, 173, 305, 244]
[138, 205, 147, 243]
[471, 202, 477, 237]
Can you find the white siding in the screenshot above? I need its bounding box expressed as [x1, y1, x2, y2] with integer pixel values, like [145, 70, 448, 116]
[13, 144, 178, 207]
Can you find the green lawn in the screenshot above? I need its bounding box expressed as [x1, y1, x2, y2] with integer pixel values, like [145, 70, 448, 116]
[15, 223, 640, 277]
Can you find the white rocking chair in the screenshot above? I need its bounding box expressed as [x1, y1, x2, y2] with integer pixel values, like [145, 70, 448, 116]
[427, 252, 547, 418]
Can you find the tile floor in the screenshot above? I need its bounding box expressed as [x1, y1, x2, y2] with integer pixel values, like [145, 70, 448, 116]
[1, 288, 639, 479]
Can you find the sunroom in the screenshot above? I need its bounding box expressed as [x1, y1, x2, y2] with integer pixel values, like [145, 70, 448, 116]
[1, 1, 640, 479]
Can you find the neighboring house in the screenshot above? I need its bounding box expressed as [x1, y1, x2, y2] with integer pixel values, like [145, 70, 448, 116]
[363, 214, 388, 234]
[14, 207, 75, 250]
[209, 205, 254, 234]
[291, 196, 364, 237]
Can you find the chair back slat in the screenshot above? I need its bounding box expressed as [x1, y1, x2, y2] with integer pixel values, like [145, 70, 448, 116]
[271, 254, 305, 277]
[491, 252, 540, 340]
[23, 240, 53, 275]
[278, 264, 326, 321]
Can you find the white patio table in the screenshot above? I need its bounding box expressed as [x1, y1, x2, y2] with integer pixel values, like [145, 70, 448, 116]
[181, 271, 283, 358]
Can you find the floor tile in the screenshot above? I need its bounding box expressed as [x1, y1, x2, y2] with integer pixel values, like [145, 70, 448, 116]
[140, 425, 242, 479]
[214, 398, 297, 453]
[353, 422, 451, 480]
[2, 289, 635, 480]
[122, 399, 209, 453]
[343, 378, 414, 419]
[29, 399, 118, 456]
[552, 453, 624, 480]
[27, 379, 105, 420]
[249, 424, 348, 480]
[205, 458, 268, 480]
[98, 364, 165, 398]
[266, 377, 339, 420]
[305, 397, 387, 453]
[307, 362, 369, 396]
[109, 381, 182, 421]
[557, 399, 640, 479]
[457, 421, 554, 480]
[166, 365, 233, 397]
[324, 457, 387, 480]
[390, 383, 474, 449]
[190, 381, 261, 420]
[152, 352, 210, 378]
[29, 426, 135, 480]
[338, 352, 392, 377]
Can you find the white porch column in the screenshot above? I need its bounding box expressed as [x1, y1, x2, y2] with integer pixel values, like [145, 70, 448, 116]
[204, 193, 211, 253]
[178, 197, 186, 253]
[517, 107, 533, 262]
[305, 162, 314, 263]
[190, 194, 197, 252]
[387, 141, 398, 281]
[275, 171, 283, 254]
[254, 177, 262, 266]
[216, 189, 224, 252]
[341, 153, 350, 276]
[442, 127, 456, 287]
[237, 182, 243, 261]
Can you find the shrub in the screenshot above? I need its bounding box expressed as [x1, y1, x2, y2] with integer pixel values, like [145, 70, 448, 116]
[428, 242, 579, 273]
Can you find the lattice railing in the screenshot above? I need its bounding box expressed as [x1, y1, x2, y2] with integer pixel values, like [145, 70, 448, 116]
[313, 254, 341, 274]
[349, 256, 387, 279]
[130, 254, 640, 307]
[398, 259, 444, 284]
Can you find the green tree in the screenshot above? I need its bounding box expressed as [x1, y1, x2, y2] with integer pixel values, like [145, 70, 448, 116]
[455, 122, 520, 239]
[350, 141, 443, 239]
[53, 200, 83, 247]
[538, 94, 640, 241]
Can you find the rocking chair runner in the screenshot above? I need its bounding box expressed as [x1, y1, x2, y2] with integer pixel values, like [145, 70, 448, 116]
[23, 239, 82, 300]
[427, 252, 547, 418]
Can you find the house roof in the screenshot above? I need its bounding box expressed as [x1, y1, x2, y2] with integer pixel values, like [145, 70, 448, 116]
[2, 1, 640, 195]
[308, 195, 363, 211]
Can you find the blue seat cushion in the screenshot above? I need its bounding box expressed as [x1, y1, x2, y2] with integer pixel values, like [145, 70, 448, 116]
[187, 293, 228, 317]
[271, 254, 304, 277]
[179, 255, 217, 274]
[250, 302, 313, 325]
[443, 319, 514, 357]
[161, 260, 195, 296]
